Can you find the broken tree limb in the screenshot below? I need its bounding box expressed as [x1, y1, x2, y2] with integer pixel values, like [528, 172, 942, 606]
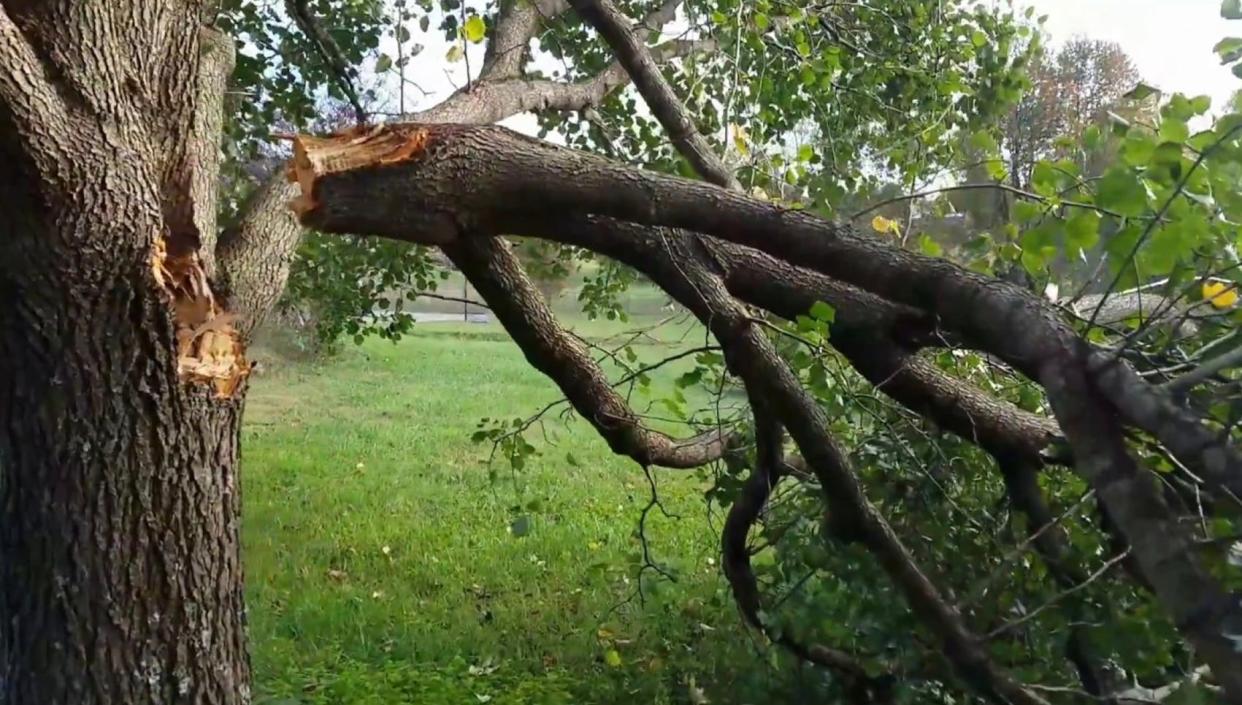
[287, 122, 1242, 697]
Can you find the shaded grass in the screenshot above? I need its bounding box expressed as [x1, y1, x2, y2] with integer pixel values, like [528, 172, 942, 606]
[243, 316, 805, 704]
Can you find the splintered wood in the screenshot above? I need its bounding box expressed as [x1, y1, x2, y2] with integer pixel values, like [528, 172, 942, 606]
[151, 237, 250, 398]
[287, 125, 432, 217]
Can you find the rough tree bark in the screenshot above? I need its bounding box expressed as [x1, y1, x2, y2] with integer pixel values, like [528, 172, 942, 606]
[0, 3, 251, 703]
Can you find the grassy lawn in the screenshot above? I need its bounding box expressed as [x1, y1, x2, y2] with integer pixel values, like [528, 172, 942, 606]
[242, 300, 811, 704]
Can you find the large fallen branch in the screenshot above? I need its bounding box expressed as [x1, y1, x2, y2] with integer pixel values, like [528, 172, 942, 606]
[288, 123, 1242, 696]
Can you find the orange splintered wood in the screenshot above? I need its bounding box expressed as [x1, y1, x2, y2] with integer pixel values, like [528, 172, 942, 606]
[288, 125, 432, 218]
[150, 235, 251, 399]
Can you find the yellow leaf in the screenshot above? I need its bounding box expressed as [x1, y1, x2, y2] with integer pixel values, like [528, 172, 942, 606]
[1203, 281, 1239, 309]
[871, 215, 900, 234]
[446, 43, 464, 63]
[604, 649, 622, 667]
[463, 14, 487, 43]
[731, 123, 749, 156]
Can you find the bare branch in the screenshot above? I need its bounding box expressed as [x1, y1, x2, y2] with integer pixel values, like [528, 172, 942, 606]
[1088, 350, 1242, 501]
[217, 176, 303, 338]
[721, 400, 894, 700]
[443, 234, 733, 469]
[285, 0, 367, 124]
[1163, 336, 1242, 397]
[850, 182, 1139, 223]
[569, 0, 739, 189]
[480, 0, 571, 81]
[191, 26, 236, 275]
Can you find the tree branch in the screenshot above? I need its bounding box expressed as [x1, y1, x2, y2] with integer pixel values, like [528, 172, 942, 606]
[528, 214, 1061, 466]
[1163, 336, 1242, 397]
[285, 0, 367, 124]
[569, 0, 739, 190]
[479, 0, 570, 81]
[215, 8, 710, 336]
[443, 234, 732, 469]
[721, 400, 894, 700]
[1088, 350, 1242, 501]
[191, 25, 236, 275]
[639, 233, 1049, 705]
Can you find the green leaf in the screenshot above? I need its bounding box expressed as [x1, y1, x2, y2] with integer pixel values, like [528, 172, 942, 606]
[375, 53, 393, 72]
[1215, 37, 1242, 63]
[970, 130, 998, 153]
[971, 30, 987, 48]
[603, 649, 622, 667]
[1122, 133, 1156, 166]
[1065, 211, 1101, 257]
[1225, 0, 1242, 20]
[809, 300, 836, 323]
[1019, 220, 1063, 274]
[419, 15, 430, 32]
[1031, 162, 1060, 197]
[1096, 169, 1148, 217]
[797, 144, 815, 162]
[918, 234, 943, 257]
[463, 15, 486, 43]
[1159, 118, 1190, 144]
[446, 43, 464, 62]
[509, 515, 532, 537]
[1124, 82, 1160, 101]
[1013, 200, 1043, 223]
[753, 12, 769, 30]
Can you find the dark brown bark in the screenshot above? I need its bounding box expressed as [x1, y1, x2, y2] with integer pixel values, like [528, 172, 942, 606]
[0, 164, 250, 705]
[1, 4, 252, 703]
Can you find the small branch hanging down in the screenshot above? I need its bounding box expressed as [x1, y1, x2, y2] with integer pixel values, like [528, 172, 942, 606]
[443, 234, 734, 469]
[721, 400, 896, 702]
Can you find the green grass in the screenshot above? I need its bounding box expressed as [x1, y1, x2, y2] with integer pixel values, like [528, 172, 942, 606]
[242, 312, 806, 704]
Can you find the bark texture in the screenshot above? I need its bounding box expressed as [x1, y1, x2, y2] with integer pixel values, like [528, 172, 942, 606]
[0, 3, 252, 703]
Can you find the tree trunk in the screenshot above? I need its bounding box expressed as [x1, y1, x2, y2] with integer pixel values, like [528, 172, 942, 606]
[0, 164, 252, 705]
[0, 4, 253, 701]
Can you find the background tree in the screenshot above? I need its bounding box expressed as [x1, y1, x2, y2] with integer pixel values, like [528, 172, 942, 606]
[2, 2, 1242, 705]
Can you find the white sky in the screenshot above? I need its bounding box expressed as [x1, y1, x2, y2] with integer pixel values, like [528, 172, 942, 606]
[1026, 0, 1237, 111]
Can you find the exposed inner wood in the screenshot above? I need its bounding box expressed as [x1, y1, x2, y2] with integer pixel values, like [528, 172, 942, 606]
[150, 237, 251, 397]
[288, 125, 432, 217]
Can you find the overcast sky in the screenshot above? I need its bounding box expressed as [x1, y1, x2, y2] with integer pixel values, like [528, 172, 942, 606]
[1027, 0, 1237, 110]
